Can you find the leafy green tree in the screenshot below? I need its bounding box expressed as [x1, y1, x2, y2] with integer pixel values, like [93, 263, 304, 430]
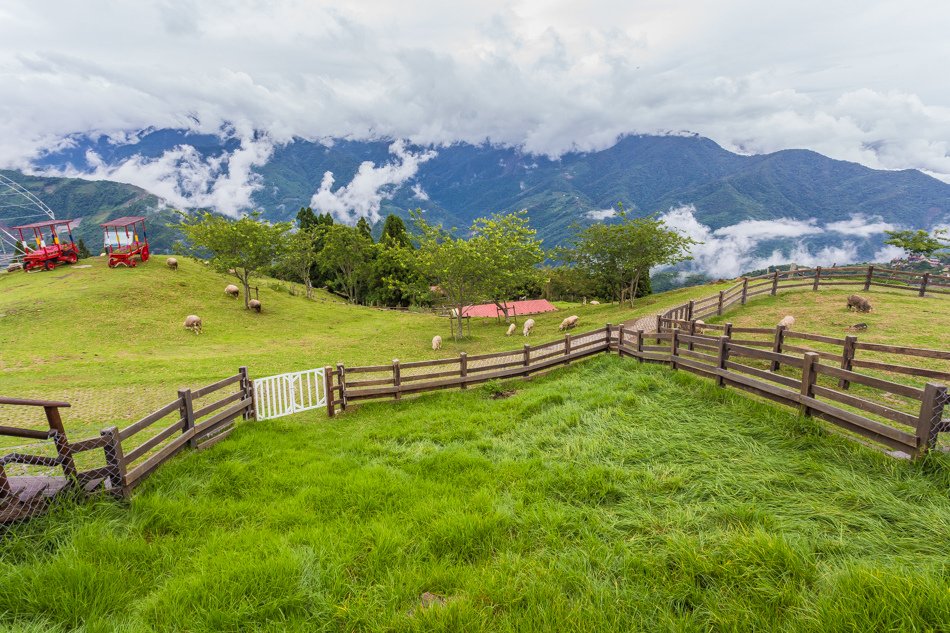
[470, 211, 544, 321]
[76, 238, 91, 259]
[367, 242, 428, 306]
[560, 205, 695, 306]
[318, 224, 373, 303]
[283, 228, 320, 299]
[884, 229, 948, 257]
[356, 217, 373, 241]
[380, 214, 412, 249]
[178, 211, 291, 309]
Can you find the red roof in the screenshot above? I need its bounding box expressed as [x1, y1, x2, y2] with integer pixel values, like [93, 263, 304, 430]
[462, 299, 558, 318]
[101, 216, 146, 228]
[12, 219, 74, 230]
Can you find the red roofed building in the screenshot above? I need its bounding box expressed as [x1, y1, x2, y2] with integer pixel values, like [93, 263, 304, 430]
[462, 299, 558, 318]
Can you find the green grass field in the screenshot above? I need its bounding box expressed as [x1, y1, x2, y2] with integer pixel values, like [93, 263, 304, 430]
[0, 257, 730, 436]
[2, 358, 949, 631]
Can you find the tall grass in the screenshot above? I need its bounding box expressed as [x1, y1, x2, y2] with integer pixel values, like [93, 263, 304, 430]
[2, 357, 949, 631]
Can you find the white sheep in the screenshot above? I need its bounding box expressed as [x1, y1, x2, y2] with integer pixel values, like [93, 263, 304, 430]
[693, 319, 706, 334]
[224, 284, 240, 298]
[248, 299, 262, 313]
[506, 323, 516, 336]
[522, 318, 535, 337]
[6, 262, 23, 273]
[183, 315, 202, 334]
[559, 315, 579, 331]
[432, 335, 442, 350]
[166, 257, 178, 271]
[778, 315, 795, 329]
[589, 300, 600, 305]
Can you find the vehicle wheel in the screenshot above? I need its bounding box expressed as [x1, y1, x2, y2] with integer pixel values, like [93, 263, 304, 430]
[108, 258, 117, 268]
[64, 253, 78, 264]
[45, 260, 55, 271]
[140, 245, 150, 262]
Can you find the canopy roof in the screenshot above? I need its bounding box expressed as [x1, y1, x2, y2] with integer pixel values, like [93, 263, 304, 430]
[101, 216, 146, 228]
[462, 299, 558, 318]
[12, 219, 74, 231]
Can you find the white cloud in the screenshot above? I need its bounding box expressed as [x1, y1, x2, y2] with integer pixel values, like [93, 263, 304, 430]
[411, 183, 429, 200]
[309, 140, 436, 224]
[0, 1, 949, 181]
[586, 208, 616, 220]
[659, 205, 899, 278]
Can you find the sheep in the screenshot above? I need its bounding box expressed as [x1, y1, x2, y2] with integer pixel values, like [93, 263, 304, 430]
[846, 294, 872, 313]
[777, 315, 795, 329]
[693, 319, 706, 334]
[848, 323, 868, 332]
[183, 315, 202, 334]
[506, 323, 516, 336]
[166, 257, 178, 271]
[224, 284, 240, 298]
[248, 299, 262, 313]
[432, 335, 442, 350]
[589, 300, 600, 305]
[559, 315, 579, 331]
[522, 318, 535, 337]
[6, 262, 22, 273]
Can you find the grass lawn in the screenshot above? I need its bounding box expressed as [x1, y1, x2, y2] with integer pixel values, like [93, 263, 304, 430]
[0, 257, 730, 436]
[2, 357, 949, 632]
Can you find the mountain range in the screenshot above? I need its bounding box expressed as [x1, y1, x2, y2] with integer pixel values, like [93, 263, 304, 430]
[3, 130, 949, 274]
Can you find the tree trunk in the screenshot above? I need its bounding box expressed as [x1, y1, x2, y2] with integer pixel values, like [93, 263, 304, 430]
[628, 270, 641, 308]
[239, 270, 251, 309]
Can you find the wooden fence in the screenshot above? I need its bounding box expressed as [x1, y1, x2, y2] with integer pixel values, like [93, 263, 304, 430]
[325, 322, 948, 458]
[657, 265, 950, 326]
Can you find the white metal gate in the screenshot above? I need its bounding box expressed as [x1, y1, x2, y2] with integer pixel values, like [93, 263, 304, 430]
[253, 368, 326, 420]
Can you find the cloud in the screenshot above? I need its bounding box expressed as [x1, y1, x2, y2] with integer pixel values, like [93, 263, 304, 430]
[585, 208, 616, 220]
[659, 205, 899, 278]
[0, 1, 949, 181]
[411, 183, 429, 200]
[37, 134, 274, 216]
[309, 140, 436, 224]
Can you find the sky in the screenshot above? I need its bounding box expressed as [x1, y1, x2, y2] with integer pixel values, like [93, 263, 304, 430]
[1, 0, 950, 182]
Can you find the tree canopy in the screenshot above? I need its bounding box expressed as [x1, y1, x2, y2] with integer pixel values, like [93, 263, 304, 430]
[884, 229, 948, 257]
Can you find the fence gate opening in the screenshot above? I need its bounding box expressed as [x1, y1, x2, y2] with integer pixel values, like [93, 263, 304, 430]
[253, 368, 326, 420]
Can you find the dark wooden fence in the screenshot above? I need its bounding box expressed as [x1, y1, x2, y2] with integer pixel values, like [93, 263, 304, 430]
[325, 321, 948, 458]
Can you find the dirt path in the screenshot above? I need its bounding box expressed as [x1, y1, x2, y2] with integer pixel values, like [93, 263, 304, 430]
[622, 314, 658, 332]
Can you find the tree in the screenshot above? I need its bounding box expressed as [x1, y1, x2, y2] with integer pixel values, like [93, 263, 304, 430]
[367, 241, 428, 306]
[561, 206, 696, 306]
[884, 229, 948, 257]
[470, 211, 544, 321]
[76, 238, 91, 259]
[283, 228, 320, 299]
[318, 224, 373, 303]
[356, 216, 373, 241]
[178, 211, 290, 309]
[380, 214, 412, 248]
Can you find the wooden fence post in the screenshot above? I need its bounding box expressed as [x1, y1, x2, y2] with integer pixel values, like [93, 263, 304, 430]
[336, 363, 347, 411]
[717, 290, 725, 315]
[460, 352, 468, 389]
[770, 325, 786, 372]
[605, 323, 612, 353]
[100, 425, 128, 498]
[716, 336, 730, 387]
[178, 389, 196, 448]
[670, 329, 679, 370]
[636, 329, 644, 362]
[771, 270, 779, 296]
[324, 366, 335, 417]
[919, 272, 930, 297]
[656, 314, 663, 344]
[915, 383, 947, 456]
[687, 300, 694, 321]
[813, 266, 821, 291]
[393, 359, 401, 400]
[0, 463, 10, 498]
[44, 405, 77, 480]
[617, 325, 625, 356]
[741, 278, 749, 304]
[839, 336, 857, 389]
[687, 320, 697, 351]
[864, 265, 874, 291]
[723, 322, 733, 339]
[799, 353, 819, 416]
[239, 366, 253, 420]
[564, 334, 572, 362]
[523, 344, 531, 376]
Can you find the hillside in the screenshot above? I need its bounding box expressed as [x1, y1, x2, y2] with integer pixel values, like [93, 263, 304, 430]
[0, 258, 723, 435]
[2, 356, 949, 630]
[28, 131, 950, 245]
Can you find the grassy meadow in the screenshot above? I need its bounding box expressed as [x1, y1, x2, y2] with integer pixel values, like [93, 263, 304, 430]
[2, 358, 950, 631]
[0, 256, 729, 436]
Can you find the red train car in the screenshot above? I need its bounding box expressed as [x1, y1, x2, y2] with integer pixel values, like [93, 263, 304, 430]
[12, 220, 79, 271]
[101, 216, 150, 268]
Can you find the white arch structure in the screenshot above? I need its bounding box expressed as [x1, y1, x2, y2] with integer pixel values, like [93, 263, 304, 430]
[0, 173, 56, 265]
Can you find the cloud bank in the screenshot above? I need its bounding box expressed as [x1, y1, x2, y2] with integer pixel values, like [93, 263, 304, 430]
[659, 205, 903, 278]
[1, 0, 949, 183]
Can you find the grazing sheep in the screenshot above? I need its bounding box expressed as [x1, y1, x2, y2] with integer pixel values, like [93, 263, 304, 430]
[248, 299, 262, 313]
[166, 257, 178, 271]
[6, 262, 22, 273]
[589, 300, 600, 305]
[848, 323, 868, 332]
[506, 323, 516, 336]
[183, 315, 202, 334]
[693, 319, 706, 334]
[224, 284, 240, 298]
[523, 318, 535, 337]
[432, 335, 442, 350]
[777, 315, 795, 329]
[847, 294, 872, 313]
[559, 315, 579, 331]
